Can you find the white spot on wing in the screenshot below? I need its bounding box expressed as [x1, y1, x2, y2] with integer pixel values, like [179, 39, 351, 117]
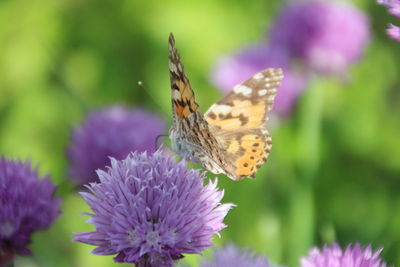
[233, 85, 252, 96]
[258, 89, 268, 96]
[212, 104, 232, 114]
[169, 62, 177, 73]
[267, 95, 275, 102]
[172, 89, 180, 99]
[253, 73, 264, 79]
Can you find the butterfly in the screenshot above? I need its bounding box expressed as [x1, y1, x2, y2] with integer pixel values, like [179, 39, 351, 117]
[168, 33, 283, 181]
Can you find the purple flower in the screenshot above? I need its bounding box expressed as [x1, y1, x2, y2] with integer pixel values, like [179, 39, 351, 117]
[300, 243, 390, 267]
[379, 0, 400, 17]
[269, 1, 370, 74]
[200, 244, 272, 267]
[67, 106, 165, 185]
[0, 157, 60, 263]
[74, 150, 234, 266]
[378, 0, 400, 41]
[387, 24, 400, 40]
[211, 45, 307, 116]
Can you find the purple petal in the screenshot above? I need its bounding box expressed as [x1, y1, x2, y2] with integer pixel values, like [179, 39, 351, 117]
[387, 24, 400, 41]
[73, 150, 233, 265]
[0, 157, 60, 256]
[67, 106, 165, 185]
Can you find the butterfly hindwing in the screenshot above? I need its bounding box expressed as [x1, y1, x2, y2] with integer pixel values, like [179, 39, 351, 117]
[210, 128, 272, 179]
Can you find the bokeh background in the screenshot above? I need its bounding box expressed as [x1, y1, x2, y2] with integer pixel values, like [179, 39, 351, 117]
[1, 0, 399, 266]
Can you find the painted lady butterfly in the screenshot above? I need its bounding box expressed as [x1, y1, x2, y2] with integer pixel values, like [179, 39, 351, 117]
[168, 33, 283, 181]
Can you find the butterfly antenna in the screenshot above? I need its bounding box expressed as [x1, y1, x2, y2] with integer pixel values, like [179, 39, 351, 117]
[138, 81, 169, 115]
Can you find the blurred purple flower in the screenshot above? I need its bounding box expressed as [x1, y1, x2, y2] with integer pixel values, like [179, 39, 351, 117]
[0, 157, 60, 264]
[387, 24, 400, 40]
[67, 106, 165, 185]
[378, 0, 400, 41]
[211, 45, 307, 116]
[200, 244, 272, 267]
[300, 243, 389, 267]
[379, 0, 400, 17]
[74, 150, 234, 266]
[269, 1, 370, 74]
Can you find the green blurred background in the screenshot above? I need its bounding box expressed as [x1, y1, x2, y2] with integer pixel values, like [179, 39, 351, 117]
[1, 0, 399, 266]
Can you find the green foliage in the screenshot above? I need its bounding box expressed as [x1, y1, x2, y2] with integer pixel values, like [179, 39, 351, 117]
[1, 0, 399, 266]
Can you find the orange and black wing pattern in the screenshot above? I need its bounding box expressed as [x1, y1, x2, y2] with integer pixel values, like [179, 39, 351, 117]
[168, 33, 199, 122]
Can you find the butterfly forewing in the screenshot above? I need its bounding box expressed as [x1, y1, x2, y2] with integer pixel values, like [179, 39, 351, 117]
[205, 68, 282, 130]
[168, 33, 227, 176]
[168, 33, 199, 122]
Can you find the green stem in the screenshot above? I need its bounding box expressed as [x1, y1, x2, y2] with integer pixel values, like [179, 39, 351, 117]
[287, 181, 314, 265]
[287, 79, 324, 265]
[297, 78, 324, 177]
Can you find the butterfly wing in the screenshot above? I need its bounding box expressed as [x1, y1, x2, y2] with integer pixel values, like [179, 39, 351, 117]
[168, 33, 199, 123]
[168, 33, 227, 175]
[205, 68, 283, 180]
[168, 33, 283, 180]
